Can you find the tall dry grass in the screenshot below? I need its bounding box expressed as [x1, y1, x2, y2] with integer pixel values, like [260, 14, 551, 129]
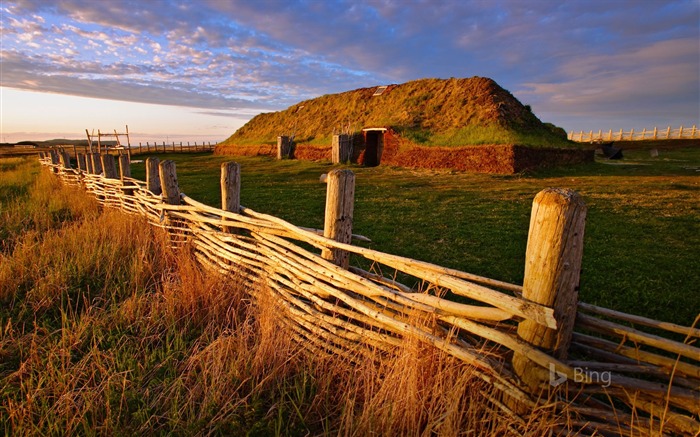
[1, 159, 574, 435]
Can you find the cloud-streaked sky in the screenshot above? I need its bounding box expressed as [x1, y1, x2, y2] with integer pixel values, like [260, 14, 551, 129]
[1, 0, 698, 143]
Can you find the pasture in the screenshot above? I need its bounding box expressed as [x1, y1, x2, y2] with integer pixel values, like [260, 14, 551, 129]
[129, 147, 700, 325]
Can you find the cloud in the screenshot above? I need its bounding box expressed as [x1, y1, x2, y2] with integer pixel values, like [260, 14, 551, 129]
[519, 38, 699, 119]
[2, 0, 698, 133]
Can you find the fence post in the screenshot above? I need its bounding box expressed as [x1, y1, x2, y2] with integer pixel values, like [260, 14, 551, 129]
[629, 128, 634, 141]
[91, 153, 103, 175]
[332, 134, 352, 163]
[101, 154, 119, 179]
[159, 160, 180, 205]
[322, 169, 355, 268]
[692, 125, 697, 139]
[77, 153, 87, 172]
[146, 157, 162, 195]
[85, 153, 94, 173]
[511, 188, 586, 391]
[608, 129, 612, 141]
[666, 126, 671, 139]
[118, 154, 131, 179]
[679, 125, 684, 139]
[59, 151, 72, 169]
[653, 127, 658, 140]
[221, 162, 241, 233]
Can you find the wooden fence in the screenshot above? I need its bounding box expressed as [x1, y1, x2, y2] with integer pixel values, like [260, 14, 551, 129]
[48, 141, 216, 161]
[38, 151, 700, 435]
[569, 125, 698, 142]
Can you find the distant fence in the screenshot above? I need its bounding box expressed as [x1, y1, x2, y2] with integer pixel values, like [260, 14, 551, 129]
[48, 141, 217, 159]
[38, 151, 700, 435]
[132, 141, 216, 154]
[569, 125, 698, 142]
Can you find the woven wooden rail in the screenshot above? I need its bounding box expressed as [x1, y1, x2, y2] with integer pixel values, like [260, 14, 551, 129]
[39, 152, 700, 435]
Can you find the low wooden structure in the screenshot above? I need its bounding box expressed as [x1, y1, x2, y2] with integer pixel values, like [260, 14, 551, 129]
[39, 154, 700, 435]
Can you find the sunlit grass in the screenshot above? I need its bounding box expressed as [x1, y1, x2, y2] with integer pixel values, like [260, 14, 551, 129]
[2, 158, 571, 435]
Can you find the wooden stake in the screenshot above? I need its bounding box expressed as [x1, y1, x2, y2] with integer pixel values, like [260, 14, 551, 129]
[159, 160, 180, 205]
[221, 162, 241, 233]
[91, 153, 103, 175]
[146, 157, 161, 195]
[77, 153, 86, 172]
[332, 134, 352, 163]
[512, 188, 586, 390]
[60, 151, 72, 169]
[322, 169, 355, 268]
[101, 154, 118, 179]
[118, 154, 131, 179]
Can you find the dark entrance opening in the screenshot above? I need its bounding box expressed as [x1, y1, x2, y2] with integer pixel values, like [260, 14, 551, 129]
[363, 129, 384, 167]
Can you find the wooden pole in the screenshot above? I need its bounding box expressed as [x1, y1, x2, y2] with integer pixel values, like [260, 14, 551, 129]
[322, 169, 355, 268]
[332, 134, 352, 163]
[85, 152, 94, 173]
[101, 154, 118, 179]
[85, 129, 93, 153]
[118, 154, 131, 179]
[679, 125, 684, 138]
[60, 151, 72, 169]
[220, 162, 241, 233]
[77, 153, 87, 172]
[91, 153, 103, 175]
[629, 128, 634, 141]
[666, 126, 671, 139]
[159, 160, 180, 205]
[653, 127, 658, 140]
[607, 129, 612, 141]
[511, 188, 586, 391]
[692, 125, 697, 139]
[146, 157, 162, 195]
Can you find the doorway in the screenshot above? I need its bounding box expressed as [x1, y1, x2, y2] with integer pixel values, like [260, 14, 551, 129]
[362, 128, 385, 167]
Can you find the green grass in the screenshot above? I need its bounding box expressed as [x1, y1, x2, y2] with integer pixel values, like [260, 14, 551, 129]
[401, 124, 573, 147]
[130, 148, 700, 325]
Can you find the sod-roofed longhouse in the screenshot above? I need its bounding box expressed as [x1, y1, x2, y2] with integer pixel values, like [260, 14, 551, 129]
[215, 77, 592, 174]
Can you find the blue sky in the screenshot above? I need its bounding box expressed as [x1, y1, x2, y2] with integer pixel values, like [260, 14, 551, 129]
[1, 0, 698, 143]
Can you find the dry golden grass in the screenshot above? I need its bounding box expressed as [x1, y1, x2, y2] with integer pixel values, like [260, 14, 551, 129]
[0, 160, 592, 435]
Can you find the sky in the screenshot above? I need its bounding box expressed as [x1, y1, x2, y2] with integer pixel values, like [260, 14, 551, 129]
[1, 0, 698, 144]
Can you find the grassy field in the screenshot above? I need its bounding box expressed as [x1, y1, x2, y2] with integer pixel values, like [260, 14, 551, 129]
[129, 148, 700, 325]
[2, 158, 566, 435]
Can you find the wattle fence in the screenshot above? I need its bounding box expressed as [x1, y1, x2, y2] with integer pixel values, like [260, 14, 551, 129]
[569, 125, 698, 142]
[39, 150, 700, 435]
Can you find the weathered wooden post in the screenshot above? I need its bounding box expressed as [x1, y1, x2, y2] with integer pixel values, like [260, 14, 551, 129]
[101, 154, 119, 179]
[220, 162, 241, 233]
[77, 153, 87, 172]
[322, 169, 355, 268]
[332, 134, 352, 164]
[146, 157, 161, 195]
[118, 154, 131, 179]
[91, 153, 103, 175]
[511, 188, 587, 392]
[159, 160, 180, 205]
[85, 153, 94, 173]
[277, 136, 294, 159]
[59, 151, 72, 169]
